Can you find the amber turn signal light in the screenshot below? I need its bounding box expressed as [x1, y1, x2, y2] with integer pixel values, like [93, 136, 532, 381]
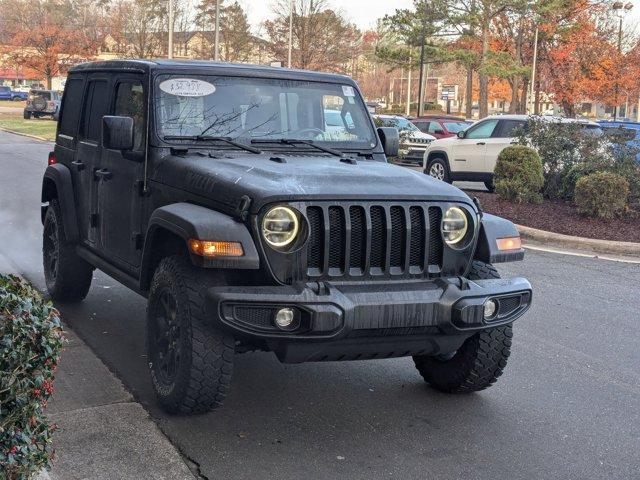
[496, 237, 522, 251]
[188, 239, 244, 257]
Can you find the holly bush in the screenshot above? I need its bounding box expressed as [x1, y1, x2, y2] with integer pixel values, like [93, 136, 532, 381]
[1, 274, 64, 479]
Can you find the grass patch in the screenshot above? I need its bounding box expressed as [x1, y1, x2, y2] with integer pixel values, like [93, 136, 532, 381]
[0, 100, 26, 107]
[0, 113, 56, 141]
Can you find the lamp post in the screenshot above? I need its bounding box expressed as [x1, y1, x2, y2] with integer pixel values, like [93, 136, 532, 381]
[214, 0, 220, 61]
[287, 0, 294, 68]
[612, 1, 633, 121]
[168, 0, 174, 59]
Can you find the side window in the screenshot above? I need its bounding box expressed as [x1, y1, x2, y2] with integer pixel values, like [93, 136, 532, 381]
[80, 80, 109, 143]
[495, 120, 526, 138]
[465, 119, 499, 139]
[428, 122, 444, 134]
[58, 78, 84, 138]
[114, 81, 146, 151]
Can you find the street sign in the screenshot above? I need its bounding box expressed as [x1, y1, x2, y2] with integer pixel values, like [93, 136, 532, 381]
[441, 85, 458, 101]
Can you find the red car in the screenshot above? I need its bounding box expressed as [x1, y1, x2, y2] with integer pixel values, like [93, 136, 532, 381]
[412, 115, 472, 139]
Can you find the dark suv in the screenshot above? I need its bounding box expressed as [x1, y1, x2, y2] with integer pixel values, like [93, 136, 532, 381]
[41, 60, 532, 414]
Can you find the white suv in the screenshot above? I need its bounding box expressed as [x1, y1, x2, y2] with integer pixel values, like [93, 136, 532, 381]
[422, 114, 601, 191]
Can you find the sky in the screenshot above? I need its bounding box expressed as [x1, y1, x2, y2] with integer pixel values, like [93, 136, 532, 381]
[237, 0, 415, 32]
[236, 0, 640, 36]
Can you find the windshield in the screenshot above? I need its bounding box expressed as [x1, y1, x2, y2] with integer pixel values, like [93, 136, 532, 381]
[443, 121, 469, 133]
[376, 116, 419, 133]
[155, 75, 376, 148]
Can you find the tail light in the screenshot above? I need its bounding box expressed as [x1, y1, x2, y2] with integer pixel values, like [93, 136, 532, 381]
[47, 101, 55, 108]
[48, 151, 56, 165]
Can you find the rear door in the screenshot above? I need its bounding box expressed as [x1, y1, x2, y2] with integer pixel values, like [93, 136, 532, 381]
[54, 75, 85, 236]
[450, 118, 499, 172]
[76, 76, 111, 246]
[97, 75, 147, 269]
[484, 119, 526, 172]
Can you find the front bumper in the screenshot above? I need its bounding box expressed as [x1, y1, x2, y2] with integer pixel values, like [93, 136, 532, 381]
[206, 276, 532, 363]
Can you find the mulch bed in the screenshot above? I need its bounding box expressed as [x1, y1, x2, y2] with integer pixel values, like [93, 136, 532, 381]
[466, 190, 640, 243]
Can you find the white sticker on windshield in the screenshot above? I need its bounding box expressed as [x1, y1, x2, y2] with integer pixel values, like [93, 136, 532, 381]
[342, 85, 355, 97]
[159, 78, 216, 97]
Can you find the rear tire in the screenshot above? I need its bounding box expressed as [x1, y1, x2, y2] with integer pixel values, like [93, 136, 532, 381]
[413, 261, 512, 393]
[426, 157, 451, 183]
[23, 110, 31, 119]
[147, 255, 234, 414]
[43, 199, 93, 301]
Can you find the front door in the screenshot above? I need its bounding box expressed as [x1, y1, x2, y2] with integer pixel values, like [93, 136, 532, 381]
[484, 119, 526, 172]
[450, 119, 499, 172]
[98, 76, 147, 270]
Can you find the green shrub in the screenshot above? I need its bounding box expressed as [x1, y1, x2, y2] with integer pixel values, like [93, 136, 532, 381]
[1, 274, 64, 479]
[494, 145, 544, 203]
[573, 172, 629, 219]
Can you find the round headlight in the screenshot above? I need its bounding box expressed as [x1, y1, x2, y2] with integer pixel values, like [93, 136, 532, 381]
[442, 207, 468, 246]
[262, 206, 300, 249]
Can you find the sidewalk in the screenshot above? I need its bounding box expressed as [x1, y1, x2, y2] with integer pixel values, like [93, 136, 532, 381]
[1, 253, 197, 480]
[46, 329, 197, 480]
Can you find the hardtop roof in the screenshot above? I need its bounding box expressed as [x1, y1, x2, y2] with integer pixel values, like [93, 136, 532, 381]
[68, 59, 354, 84]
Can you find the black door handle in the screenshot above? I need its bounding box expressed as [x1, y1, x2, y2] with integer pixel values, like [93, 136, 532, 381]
[476, 142, 486, 145]
[94, 168, 113, 181]
[71, 160, 85, 171]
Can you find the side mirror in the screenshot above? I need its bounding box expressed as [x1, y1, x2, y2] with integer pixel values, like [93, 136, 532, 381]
[103, 116, 134, 151]
[377, 127, 399, 157]
[434, 128, 445, 135]
[457, 130, 466, 139]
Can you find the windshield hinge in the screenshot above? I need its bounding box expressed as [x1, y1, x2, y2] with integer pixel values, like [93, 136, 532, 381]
[236, 195, 252, 221]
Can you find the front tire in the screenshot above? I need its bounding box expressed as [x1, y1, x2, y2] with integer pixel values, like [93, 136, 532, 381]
[426, 156, 451, 183]
[147, 256, 234, 414]
[413, 261, 512, 393]
[43, 199, 93, 301]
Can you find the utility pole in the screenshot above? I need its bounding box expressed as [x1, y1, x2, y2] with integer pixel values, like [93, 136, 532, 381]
[168, 0, 174, 59]
[406, 64, 412, 117]
[528, 26, 538, 115]
[287, 0, 294, 67]
[417, 0, 428, 117]
[612, 2, 633, 121]
[214, 0, 220, 61]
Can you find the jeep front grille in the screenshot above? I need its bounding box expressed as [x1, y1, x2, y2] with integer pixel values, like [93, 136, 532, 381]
[305, 203, 444, 279]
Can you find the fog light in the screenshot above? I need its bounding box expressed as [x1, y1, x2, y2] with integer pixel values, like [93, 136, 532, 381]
[483, 299, 498, 319]
[274, 308, 295, 328]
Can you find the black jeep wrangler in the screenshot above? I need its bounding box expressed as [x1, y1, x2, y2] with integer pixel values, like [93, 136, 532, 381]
[41, 60, 532, 414]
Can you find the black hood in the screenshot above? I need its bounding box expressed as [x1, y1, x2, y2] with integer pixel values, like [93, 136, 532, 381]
[154, 152, 474, 214]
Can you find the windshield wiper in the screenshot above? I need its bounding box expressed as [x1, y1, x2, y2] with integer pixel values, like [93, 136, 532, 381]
[163, 135, 262, 154]
[250, 138, 343, 157]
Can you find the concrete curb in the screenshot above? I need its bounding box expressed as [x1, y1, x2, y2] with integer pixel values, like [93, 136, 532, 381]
[0, 126, 50, 142]
[516, 224, 640, 256]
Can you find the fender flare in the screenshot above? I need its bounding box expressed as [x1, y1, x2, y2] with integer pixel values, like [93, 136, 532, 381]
[142, 202, 260, 274]
[474, 213, 525, 264]
[41, 163, 79, 242]
[425, 150, 450, 170]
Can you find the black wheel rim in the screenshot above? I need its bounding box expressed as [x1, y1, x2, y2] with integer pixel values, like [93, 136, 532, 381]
[43, 216, 59, 281]
[152, 289, 181, 385]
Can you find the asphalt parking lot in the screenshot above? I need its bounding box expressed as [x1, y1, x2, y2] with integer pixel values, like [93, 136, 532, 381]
[1, 130, 638, 479]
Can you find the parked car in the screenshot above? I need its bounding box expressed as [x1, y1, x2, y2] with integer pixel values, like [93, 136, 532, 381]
[372, 114, 435, 165]
[423, 114, 602, 191]
[598, 120, 640, 162]
[41, 59, 531, 414]
[23, 90, 61, 120]
[412, 115, 472, 139]
[0, 86, 28, 101]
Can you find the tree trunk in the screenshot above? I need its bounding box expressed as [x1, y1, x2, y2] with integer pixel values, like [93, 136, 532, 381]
[478, 22, 489, 118]
[465, 65, 473, 119]
[519, 77, 529, 114]
[534, 78, 541, 115]
[509, 78, 518, 113]
[46, 75, 52, 90]
[562, 100, 574, 117]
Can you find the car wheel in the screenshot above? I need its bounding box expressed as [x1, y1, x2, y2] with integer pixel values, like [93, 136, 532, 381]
[23, 110, 31, 120]
[43, 199, 94, 301]
[412, 261, 512, 393]
[147, 255, 234, 415]
[426, 157, 451, 183]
